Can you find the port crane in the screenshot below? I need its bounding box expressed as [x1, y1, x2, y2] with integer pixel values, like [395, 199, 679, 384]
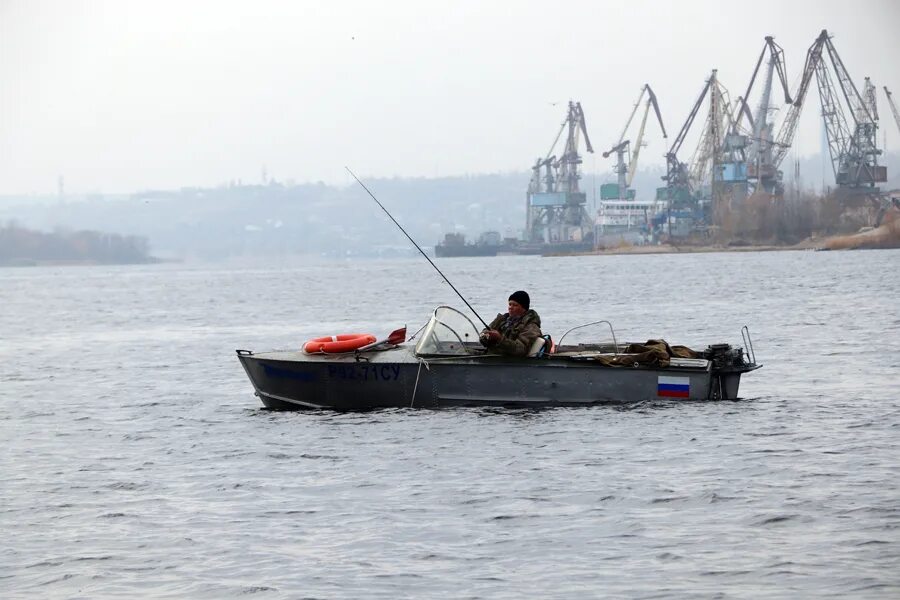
[663, 71, 733, 198]
[884, 87, 900, 136]
[526, 101, 595, 244]
[602, 84, 667, 201]
[730, 36, 793, 192]
[770, 30, 885, 191]
[816, 32, 884, 188]
[656, 70, 737, 235]
[663, 71, 715, 198]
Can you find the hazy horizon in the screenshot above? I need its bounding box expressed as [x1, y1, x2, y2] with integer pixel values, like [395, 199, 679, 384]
[2, 0, 900, 196]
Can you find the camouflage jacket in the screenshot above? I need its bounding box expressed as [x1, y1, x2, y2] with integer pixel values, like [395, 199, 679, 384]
[481, 309, 543, 357]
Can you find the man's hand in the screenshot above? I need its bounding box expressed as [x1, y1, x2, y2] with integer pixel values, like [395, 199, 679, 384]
[480, 329, 501, 346]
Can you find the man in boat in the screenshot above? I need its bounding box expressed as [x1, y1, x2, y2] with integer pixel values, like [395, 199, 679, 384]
[479, 290, 543, 357]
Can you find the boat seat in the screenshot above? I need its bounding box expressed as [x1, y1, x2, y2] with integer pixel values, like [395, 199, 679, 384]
[527, 337, 546, 358]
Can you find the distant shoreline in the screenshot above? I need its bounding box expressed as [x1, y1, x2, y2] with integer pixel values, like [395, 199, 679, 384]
[549, 223, 900, 257]
[0, 224, 165, 267]
[558, 242, 815, 256]
[0, 257, 174, 268]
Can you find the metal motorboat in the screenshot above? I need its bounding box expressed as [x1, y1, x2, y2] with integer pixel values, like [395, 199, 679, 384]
[236, 306, 761, 410]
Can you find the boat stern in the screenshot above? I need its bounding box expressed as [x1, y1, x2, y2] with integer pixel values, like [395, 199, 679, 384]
[704, 341, 762, 400]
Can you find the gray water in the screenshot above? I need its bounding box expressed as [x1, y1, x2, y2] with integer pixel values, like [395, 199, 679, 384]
[2, 250, 899, 598]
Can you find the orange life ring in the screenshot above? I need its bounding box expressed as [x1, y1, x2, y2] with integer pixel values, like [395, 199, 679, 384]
[303, 333, 377, 354]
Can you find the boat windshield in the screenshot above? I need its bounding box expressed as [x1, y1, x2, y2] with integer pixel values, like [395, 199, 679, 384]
[415, 306, 483, 356]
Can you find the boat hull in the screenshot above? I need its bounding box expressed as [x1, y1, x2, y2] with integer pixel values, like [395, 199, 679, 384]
[236, 348, 755, 410]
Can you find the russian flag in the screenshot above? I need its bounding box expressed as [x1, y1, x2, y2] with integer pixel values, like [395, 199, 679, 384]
[658, 375, 690, 398]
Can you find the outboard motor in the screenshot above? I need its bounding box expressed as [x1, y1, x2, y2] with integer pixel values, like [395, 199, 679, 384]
[703, 343, 748, 369]
[703, 343, 754, 400]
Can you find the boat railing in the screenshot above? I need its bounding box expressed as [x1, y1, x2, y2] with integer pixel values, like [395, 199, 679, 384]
[556, 320, 619, 356]
[741, 325, 756, 365]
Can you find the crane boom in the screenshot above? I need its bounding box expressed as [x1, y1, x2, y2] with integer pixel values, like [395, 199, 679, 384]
[603, 85, 668, 194]
[771, 31, 828, 170]
[628, 104, 651, 188]
[815, 56, 854, 182]
[646, 85, 668, 139]
[628, 85, 667, 187]
[668, 78, 711, 160]
[615, 87, 647, 146]
[544, 120, 567, 162]
[737, 36, 792, 132]
[690, 73, 731, 186]
[823, 37, 874, 126]
[665, 74, 713, 190]
[736, 97, 755, 133]
[885, 87, 900, 135]
[576, 102, 594, 154]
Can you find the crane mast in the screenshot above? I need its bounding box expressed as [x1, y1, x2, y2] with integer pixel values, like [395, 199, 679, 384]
[602, 140, 630, 200]
[557, 101, 593, 195]
[750, 55, 776, 161]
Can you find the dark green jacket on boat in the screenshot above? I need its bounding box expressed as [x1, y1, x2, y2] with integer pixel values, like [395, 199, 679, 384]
[480, 309, 543, 357]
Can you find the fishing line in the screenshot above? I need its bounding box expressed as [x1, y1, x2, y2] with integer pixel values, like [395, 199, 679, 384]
[345, 167, 489, 329]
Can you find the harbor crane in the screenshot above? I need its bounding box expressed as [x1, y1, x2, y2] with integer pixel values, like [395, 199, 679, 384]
[526, 101, 595, 244]
[659, 70, 733, 232]
[770, 30, 885, 191]
[663, 71, 715, 197]
[730, 36, 793, 193]
[663, 71, 732, 197]
[691, 74, 737, 223]
[602, 84, 667, 201]
[815, 33, 884, 188]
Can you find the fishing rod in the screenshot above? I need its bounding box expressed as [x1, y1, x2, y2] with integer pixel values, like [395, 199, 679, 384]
[345, 166, 490, 329]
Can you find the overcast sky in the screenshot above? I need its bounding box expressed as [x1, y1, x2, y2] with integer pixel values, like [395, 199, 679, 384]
[1, 0, 899, 195]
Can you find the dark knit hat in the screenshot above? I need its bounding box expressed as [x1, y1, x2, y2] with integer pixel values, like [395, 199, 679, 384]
[508, 290, 530, 310]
